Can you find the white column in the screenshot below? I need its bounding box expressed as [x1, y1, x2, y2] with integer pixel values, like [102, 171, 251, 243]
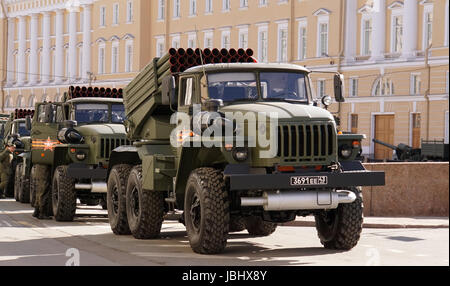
[6, 17, 15, 85]
[69, 10, 78, 83]
[30, 14, 39, 85]
[55, 10, 64, 84]
[402, 0, 418, 59]
[344, 0, 357, 62]
[17, 16, 26, 85]
[370, 0, 386, 61]
[42, 12, 51, 84]
[82, 4, 92, 81]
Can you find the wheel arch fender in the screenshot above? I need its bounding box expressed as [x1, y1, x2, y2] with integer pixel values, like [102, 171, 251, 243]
[108, 146, 141, 178]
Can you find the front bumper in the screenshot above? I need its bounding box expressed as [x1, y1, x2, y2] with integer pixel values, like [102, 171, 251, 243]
[67, 163, 107, 180]
[224, 164, 385, 191]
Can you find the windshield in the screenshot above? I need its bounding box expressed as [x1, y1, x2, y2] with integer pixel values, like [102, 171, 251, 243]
[206, 71, 309, 103]
[75, 104, 109, 123]
[111, 104, 126, 123]
[18, 122, 30, 137]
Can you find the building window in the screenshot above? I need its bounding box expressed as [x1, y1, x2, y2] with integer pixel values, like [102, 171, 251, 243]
[258, 27, 268, 62]
[189, 0, 197, 16]
[298, 21, 307, 60]
[391, 15, 403, 53]
[278, 23, 288, 63]
[350, 78, 358, 97]
[188, 34, 197, 49]
[205, 0, 213, 13]
[318, 22, 328, 57]
[317, 80, 325, 98]
[445, 71, 449, 94]
[113, 3, 119, 25]
[221, 30, 231, 49]
[423, 10, 433, 49]
[372, 77, 394, 96]
[239, 29, 248, 49]
[158, 0, 165, 20]
[100, 6, 106, 27]
[173, 0, 180, 18]
[125, 42, 133, 72]
[351, 114, 358, 134]
[223, 0, 230, 11]
[111, 45, 119, 73]
[156, 38, 165, 57]
[204, 32, 213, 49]
[240, 0, 248, 8]
[98, 46, 105, 74]
[259, 0, 268, 7]
[410, 74, 421, 95]
[445, 0, 449, 47]
[127, 1, 133, 22]
[362, 18, 372, 56]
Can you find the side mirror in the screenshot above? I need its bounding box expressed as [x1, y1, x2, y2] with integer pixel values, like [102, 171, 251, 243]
[25, 116, 32, 131]
[204, 99, 223, 112]
[64, 120, 77, 128]
[334, 74, 345, 103]
[162, 75, 177, 108]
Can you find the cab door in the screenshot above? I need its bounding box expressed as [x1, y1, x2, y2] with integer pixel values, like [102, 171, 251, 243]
[31, 103, 63, 165]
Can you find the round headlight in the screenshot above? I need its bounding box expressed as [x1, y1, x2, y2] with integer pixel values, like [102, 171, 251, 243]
[321, 96, 332, 106]
[232, 148, 248, 162]
[340, 144, 353, 159]
[76, 152, 86, 161]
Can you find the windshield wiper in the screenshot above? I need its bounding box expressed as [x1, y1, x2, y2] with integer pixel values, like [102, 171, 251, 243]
[264, 98, 306, 103]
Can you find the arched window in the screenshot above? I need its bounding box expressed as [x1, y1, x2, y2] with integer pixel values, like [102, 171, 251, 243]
[17, 95, 23, 108]
[5, 96, 11, 108]
[372, 77, 394, 96]
[41, 94, 48, 103]
[28, 95, 36, 107]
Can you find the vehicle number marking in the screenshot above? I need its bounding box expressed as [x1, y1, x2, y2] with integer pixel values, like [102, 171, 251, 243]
[290, 176, 328, 186]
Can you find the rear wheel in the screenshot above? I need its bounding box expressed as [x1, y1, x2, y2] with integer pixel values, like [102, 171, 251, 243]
[29, 166, 37, 208]
[314, 187, 364, 250]
[126, 165, 165, 239]
[52, 166, 77, 222]
[184, 168, 229, 254]
[107, 164, 132, 235]
[229, 216, 246, 232]
[14, 165, 20, 202]
[244, 216, 277, 236]
[16, 163, 30, 204]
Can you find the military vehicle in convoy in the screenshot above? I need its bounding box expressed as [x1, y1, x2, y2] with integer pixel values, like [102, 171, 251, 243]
[105, 48, 385, 254]
[0, 110, 34, 200]
[16, 88, 129, 220]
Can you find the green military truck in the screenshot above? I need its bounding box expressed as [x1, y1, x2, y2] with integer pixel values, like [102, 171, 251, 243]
[105, 48, 385, 254]
[17, 88, 129, 221]
[1, 110, 34, 200]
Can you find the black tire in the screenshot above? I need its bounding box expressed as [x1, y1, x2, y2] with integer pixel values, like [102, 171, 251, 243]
[244, 216, 277, 236]
[314, 187, 364, 250]
[16, 163, 30, 204]
[5, 160, 16, 198]
[184, 168, 229, 254]
[80, 198, 100, 206]
[29, 165, 37, 208]
[52, 166, 77, 222]
[126, 165, 165, 239]
[100, 195, 107, 210]
[107, 164, 132, 235]
[14, 165, 20, 202]
[229, 216, 246, 232]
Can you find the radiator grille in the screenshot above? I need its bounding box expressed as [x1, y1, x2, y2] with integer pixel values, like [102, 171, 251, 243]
[277, 123, 335, 163]
[100, 138, 132, 158]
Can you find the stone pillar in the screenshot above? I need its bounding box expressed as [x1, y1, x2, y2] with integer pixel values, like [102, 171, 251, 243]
[55, 9, 64, 84]
[30, 14, 39, 85]
[370, 0, 386, 61]
[344, 0, 357, 62]
[82, 4, 92, 81]
[42, 12, 51, 84]
[17, 16, 26, 85]
[69, 10, 77, 83]
[402, 0, 418, 59]
[6, 17, 15, 85]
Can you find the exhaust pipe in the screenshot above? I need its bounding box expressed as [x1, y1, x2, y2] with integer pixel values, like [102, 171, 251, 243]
[241, 190, 356, 211]
[75, 182, 107, 193]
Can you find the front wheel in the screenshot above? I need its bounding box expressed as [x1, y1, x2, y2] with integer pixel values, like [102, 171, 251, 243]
[107, 164, 132, 235]
[184, 168, 229, 254]
[126, 166, 165, 239]
[244, 216, 277, 236]
[52, 166, 77, 222]
[15, 163, 30, 204]
[314, 187, 364, 250]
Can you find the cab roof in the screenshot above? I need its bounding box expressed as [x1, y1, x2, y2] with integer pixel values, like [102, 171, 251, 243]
[184, 63, 310, 74]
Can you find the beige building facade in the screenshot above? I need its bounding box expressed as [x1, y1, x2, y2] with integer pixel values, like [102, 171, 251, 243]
[1, 0, 449, 159]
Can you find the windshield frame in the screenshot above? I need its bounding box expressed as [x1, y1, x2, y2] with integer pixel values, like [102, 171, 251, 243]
[71, 102, 126, 125]
[202, 69, 312, 104]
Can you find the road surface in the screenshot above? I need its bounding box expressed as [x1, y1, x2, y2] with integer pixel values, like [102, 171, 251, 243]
[0, 199, 448, 266]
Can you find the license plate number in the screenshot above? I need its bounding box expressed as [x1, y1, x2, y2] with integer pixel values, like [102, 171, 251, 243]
[290, 176, 328, 186]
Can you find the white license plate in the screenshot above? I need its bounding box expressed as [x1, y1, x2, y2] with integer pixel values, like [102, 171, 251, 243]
[290, 176, 328, 186]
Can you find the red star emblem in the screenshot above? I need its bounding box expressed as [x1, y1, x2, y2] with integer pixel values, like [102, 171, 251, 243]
[43, 137, 56, 151]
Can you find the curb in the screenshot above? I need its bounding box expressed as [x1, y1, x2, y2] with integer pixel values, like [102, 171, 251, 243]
[281, 221, 449, 229]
